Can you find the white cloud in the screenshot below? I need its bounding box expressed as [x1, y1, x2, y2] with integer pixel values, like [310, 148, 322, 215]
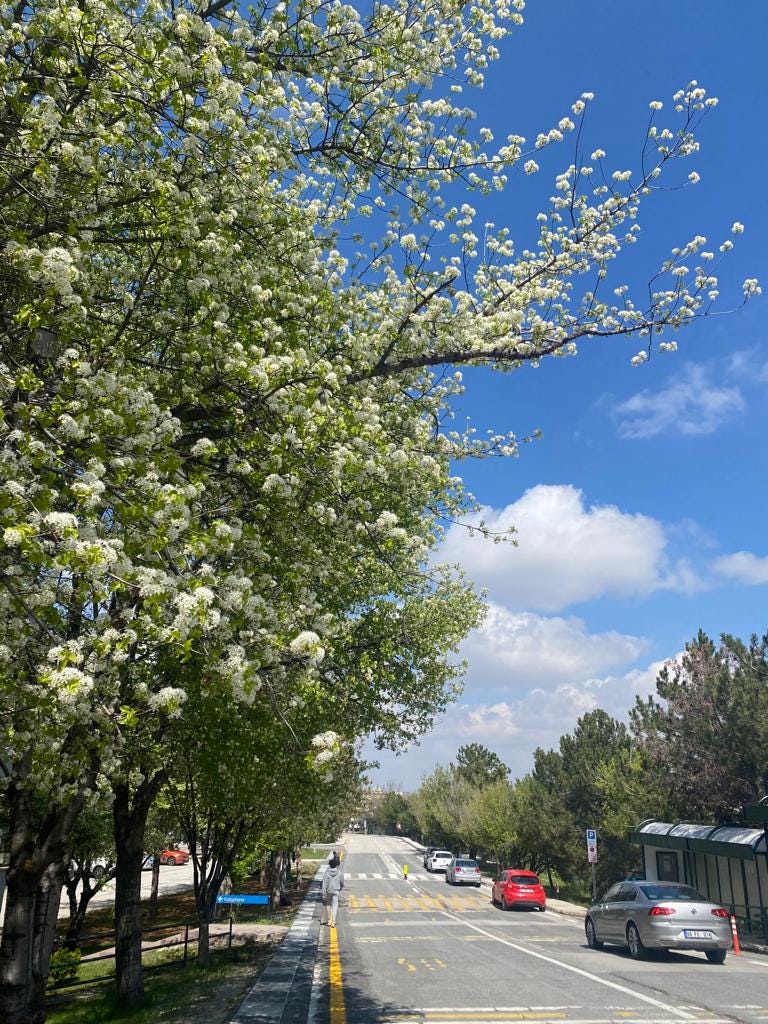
[727, 349, 768, 384]
[461, 602, 648, 688]
[612, 364, 744, 439]
[712, 551, 768, 585]
[367, 655, 673, 787]
[439, 484, 692, 611]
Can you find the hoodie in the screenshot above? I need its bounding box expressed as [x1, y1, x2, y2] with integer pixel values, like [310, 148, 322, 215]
[322, 864, 344, 896]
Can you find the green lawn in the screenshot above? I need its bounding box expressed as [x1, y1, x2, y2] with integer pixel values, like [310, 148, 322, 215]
[46, 872, 307, 1023]
[47, 940, 278, 1024]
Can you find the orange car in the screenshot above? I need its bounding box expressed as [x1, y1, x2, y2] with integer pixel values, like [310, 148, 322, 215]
[159, 847, 189, 865]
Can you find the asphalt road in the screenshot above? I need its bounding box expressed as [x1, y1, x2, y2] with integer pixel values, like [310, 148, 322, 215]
[56, 859, 196, 918]
[315, 833, 768, 1024]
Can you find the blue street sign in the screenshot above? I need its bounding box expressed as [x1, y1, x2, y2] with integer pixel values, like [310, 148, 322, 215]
[586, 829, 596, 841]
[216, 893, 270, 906]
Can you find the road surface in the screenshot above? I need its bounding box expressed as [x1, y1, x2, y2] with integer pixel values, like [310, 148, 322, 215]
[56, 859, 196, 918]
[313, 833, 768, 1024]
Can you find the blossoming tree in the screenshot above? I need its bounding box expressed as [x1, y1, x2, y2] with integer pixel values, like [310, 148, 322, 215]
[0, 0, 757, 1018]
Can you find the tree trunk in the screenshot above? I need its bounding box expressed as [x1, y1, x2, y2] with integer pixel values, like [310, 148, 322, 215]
[112, 772, 167, 1007]
[0, 775, 78, 1024]
[33, 861, 66, 985]
[197, 914, 211, 967]
[270, 851, 283, 906]
[64, 876, 93, 950]
[148, 858, 161, 921]
[113, 786, 148, 1008]
[0, 869, 44, 1024]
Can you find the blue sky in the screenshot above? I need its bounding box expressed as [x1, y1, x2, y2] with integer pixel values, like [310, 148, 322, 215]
[368, 0, 767, 789]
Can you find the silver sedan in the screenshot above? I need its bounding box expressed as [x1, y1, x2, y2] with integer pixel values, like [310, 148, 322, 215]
[445, 857, 482, 886]
[585, 881, 731, 963]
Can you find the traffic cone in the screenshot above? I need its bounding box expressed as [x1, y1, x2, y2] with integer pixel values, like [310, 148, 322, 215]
[730, 913, 741, 956]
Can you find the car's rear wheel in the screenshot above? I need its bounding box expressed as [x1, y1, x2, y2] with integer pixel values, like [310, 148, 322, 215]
[538, 905, 546, 911]
[705, 949, 727, 964]
[502, 895, 510, 911]
[585, 916, 602, 949]
[626, 923, 646, 960]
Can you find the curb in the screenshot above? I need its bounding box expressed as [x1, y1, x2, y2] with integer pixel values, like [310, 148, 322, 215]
[229, 870, 323, 1024]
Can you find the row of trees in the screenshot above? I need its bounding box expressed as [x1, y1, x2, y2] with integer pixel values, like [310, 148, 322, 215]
[0, 0, 754, 1020]
[388, 631, 768, 894]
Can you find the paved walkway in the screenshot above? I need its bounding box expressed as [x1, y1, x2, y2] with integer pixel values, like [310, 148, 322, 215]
[229, 870, 324, 1023]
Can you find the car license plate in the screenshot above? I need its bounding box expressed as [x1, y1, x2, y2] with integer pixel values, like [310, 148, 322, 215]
[683, 929, 714, 939]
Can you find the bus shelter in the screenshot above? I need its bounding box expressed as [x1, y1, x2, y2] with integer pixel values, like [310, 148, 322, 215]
[629, 819, 768, 944]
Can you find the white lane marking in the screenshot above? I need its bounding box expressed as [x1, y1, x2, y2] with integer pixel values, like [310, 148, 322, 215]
[306, 957, 323, 1024]
[381, 1019, 734, 1024]
[748, 958, 768, 967]
[439, 911, 697, 1021]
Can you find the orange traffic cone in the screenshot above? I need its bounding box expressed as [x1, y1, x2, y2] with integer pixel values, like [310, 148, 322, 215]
[730, 913, 741, 956]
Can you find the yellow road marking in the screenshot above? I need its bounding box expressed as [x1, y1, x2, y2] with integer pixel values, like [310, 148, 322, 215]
[329, 924, 346, 1024]
[397, 956, 417, 972]
[345, 893, 500, 913]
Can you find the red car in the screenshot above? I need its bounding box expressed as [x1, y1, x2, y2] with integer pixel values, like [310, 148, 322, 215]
[159, 847, 189, 865]
[492, 869, 546, 911]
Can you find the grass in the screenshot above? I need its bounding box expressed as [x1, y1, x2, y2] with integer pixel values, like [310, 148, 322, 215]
[300, 846, 337, 860]
[47, 872, 308, 1022]
[46, 940, 277, 1024]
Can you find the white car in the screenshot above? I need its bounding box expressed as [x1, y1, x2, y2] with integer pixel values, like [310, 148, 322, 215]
[427, 850, 453, 872]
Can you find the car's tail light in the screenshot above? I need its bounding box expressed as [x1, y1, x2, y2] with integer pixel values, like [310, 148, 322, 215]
[648, 906, 677, 916]
[711, 907, 729, 918]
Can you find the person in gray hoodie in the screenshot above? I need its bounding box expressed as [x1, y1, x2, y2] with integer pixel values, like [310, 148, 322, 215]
[321, 855, 344, 927]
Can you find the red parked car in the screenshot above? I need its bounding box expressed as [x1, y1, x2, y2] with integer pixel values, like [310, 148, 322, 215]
[159, 847, 189, 865]
[491, 869, 546, 911]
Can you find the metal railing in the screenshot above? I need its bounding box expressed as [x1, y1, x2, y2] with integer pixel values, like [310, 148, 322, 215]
[729, 903, 768, 944]
[50, 916, 236, 989]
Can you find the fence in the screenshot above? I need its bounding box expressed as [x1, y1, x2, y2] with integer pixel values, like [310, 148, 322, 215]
[51, 916, 237, 990]
[729, 902, 768, 945]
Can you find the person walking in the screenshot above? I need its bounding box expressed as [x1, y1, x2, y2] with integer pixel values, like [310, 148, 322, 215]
[322, 854, 344, 928]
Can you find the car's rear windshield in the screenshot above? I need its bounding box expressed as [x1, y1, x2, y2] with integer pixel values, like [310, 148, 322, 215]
[509, 874, 539, 885]
[435, 851, 452, 858]
[639, 884, 706, 902]
[456, 859, 477, 867]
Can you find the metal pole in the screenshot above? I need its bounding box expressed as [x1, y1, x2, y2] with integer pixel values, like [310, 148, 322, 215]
[591, 863, 597, 902]
[229, 914, 233, 949]
[183, 924, 189, 966]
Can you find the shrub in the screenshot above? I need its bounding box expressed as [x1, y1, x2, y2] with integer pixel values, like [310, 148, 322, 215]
[47, 948, 81, 987]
